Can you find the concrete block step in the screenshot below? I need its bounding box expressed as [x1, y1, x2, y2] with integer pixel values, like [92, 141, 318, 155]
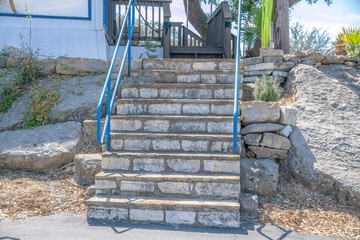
[116, 99, 240, 116]
[110, 115, 240, 134]
[120, 83, 240, 100]
[101, 152, 240, 174]
[86, 195, 240, 227]
[131, 70, 239, 85]
[109, 132, 241, 153]
[94, 171, 240, 200]
[142, 58, 236, 72]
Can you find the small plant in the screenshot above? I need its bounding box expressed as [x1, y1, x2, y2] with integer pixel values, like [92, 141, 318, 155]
[338, 26, 360, 57]
[143, 39, 158, 58]
[25, 86, 59, 128]
[253, 75, 280, 102]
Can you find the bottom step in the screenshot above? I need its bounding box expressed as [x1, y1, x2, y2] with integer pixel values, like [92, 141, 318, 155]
[86, 196, 240, 228]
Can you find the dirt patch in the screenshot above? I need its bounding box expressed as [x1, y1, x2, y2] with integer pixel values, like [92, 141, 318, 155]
[0, 168, 86, 222]
[259, 168, 360, 239]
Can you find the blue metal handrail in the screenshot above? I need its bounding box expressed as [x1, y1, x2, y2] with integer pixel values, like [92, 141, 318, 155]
[232, 0, 242, 153]
[97, 0, 135, 151]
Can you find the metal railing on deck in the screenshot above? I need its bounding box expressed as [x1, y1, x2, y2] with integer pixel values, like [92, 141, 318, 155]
[97, 0, 135, 151]
[232, 0, 242, 153]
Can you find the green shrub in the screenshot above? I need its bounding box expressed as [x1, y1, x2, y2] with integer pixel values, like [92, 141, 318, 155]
[338, 26, 360, 57]
[25, 86, 59, 128]
[253, 75, 280, 102]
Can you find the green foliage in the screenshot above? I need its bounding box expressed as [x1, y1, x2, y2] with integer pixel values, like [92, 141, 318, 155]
[261, 0, 273, 48]
[144, 39, 158, 58]
[25, 86, 59, 128]
[290, 22, 332, 55]
[0, 47, 41, 113]
[253, 75, 280, 102]
[338, 26, 360, 57]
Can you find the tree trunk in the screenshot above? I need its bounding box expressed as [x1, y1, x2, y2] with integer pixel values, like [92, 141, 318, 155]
[289, 0, 302, 7]
[183, 0, 208, 39]
[8, 0, 17, 14]
[274, 0, 290, 54]
[249, 37, 261, 57]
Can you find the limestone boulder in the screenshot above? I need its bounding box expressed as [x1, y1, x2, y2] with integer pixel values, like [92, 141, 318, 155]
[241, 101, 280, 125]
[241, 158, 279, 196]
[241, 123, 284, 135]
[274, 62, 296, 71]
[279, 106, 297, 126]
[260, 133, 291, 150]
[0, 122, 82, 170]
[279, 125, 293, 137]
[56, 57, 109, 75]
[260, 48, 284, 57]
[249, 146, 288, 160]
[244, 134, 262, 146]
[75, 154, 102, 186]
[322, 55, 346, 64]
[286, 64, 360, 207]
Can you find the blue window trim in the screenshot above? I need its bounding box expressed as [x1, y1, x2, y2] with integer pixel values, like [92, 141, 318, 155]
[0, 0, 92, 20]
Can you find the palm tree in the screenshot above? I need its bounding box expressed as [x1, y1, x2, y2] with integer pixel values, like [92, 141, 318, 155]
[8, 0, 17, 14]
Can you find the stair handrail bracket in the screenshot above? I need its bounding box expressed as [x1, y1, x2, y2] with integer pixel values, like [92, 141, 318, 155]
[233, 0, 242, 153]
[97, 0, 135, 151]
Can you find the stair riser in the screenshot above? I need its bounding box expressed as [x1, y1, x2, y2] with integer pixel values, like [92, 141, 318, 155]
[121, 86, 237, 100]
[110, 136, 241, 153]
[87, 206, 240, 228]
[111, 118, 240, 134]
[142, 59, 235, 71]
[131, 70, 239, 85]
[117, 102, 236, 116]
[95, 179, 240, 200]
[102, 156, 240, 174]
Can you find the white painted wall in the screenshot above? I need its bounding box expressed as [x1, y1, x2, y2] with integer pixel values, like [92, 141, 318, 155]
[0, 0, 109, 60]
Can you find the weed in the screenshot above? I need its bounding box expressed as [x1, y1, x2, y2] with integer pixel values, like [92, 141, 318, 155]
[25, 86, 59, 128]
[253, 75, 280, 102]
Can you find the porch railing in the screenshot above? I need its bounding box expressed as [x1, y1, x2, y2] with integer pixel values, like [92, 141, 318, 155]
[232, 0, 242, 153]
[97, 0, 135, 151]
[106, 0, 172, 47]
[206, 1, 233, 59]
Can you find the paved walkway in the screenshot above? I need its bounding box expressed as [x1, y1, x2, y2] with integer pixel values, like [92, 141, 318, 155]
[0, 213, 341, 240]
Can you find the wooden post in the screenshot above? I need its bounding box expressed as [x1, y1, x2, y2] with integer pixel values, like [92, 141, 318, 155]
[162, 3, 171, 58]
[273, 0, 290, 54]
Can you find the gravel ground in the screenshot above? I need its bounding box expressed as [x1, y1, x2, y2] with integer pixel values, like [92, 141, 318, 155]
[259, 169, 360, 239]
[0, 168, 359, 239]
[0, 168, 86, 222]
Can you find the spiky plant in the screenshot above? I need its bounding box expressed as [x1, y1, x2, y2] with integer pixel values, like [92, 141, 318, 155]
[338, 26, 360, 57]
[253, 75, 280, 102]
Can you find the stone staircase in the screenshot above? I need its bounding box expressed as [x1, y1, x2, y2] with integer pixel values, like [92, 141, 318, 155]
[86, 59, 244, 227]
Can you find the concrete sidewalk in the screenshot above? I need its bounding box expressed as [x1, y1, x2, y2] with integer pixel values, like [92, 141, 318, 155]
[0, 213, 341, 240]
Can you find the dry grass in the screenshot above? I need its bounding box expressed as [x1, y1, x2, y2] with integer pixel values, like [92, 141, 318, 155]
[0, 169, 86, 222]
[259, 169, 360, 240]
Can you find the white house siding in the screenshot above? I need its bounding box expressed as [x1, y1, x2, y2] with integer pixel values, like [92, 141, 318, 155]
[0, 0, 109, 60]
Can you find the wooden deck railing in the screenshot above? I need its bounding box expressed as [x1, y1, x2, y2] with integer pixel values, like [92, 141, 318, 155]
[206, 2, 233, 58]
[107, 0, 172, 46]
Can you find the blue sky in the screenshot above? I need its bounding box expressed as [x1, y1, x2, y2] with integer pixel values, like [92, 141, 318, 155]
[171, 0, 360, 41]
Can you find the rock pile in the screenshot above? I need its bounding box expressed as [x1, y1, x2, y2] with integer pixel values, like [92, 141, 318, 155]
[239, 101, 297, 197]
[241, 101, 296, 160]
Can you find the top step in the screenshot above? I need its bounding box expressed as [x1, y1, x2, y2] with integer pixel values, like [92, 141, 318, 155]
[142, 59, 236, 71]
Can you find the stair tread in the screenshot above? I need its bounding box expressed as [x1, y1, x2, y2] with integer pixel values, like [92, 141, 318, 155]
[111, 115, 234, 120]
[117, 99, 238, 104]
[122, 83, 234, 88]
[103, 151, 240, 159]
[86, 195, 240, 211]
[96, 171, 240, 182]
[111, 132, 233, 138]
[132, 69, 235, 73]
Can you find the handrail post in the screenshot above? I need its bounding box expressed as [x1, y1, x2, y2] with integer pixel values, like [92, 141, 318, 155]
[128, 3, 132, 77]
[233, 0, 242, 153]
